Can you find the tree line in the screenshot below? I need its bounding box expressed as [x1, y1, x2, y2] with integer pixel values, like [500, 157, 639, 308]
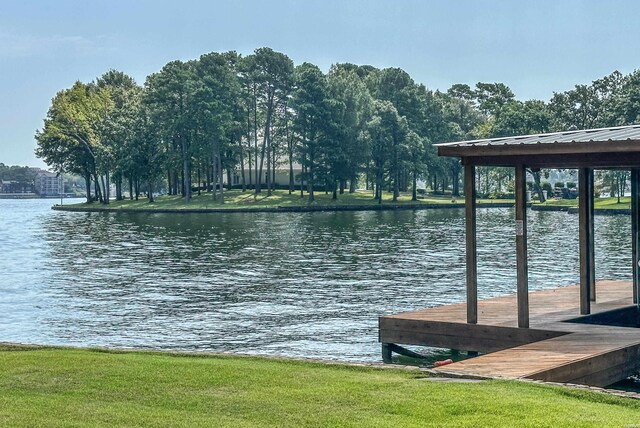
[35, 48, 640, 204]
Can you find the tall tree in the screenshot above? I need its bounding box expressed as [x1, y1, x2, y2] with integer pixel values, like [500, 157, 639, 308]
[35, 81, 112, 203]
[194, 51, 240, 203]
[292, 63, 332, 202]
[145, 60, 198, 202]
[252, 48, 294, 196]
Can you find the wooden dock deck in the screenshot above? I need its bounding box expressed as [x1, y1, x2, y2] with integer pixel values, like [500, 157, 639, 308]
[379, 280, 640, 387]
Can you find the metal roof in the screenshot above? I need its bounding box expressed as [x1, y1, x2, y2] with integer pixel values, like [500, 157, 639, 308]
[436, 124, 640, 149]
[436, 124, 640, 167]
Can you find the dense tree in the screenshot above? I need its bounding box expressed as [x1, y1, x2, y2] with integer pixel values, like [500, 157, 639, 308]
[37, 48, 640, 206]
[144, 60, 198, 202]
[35, 81, 111, 203]
[327, 64, 373, 193]
[291, 63, 332, 202]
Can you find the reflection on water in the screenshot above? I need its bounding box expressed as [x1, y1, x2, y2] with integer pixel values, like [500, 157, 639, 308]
[0, 199, 632, 361]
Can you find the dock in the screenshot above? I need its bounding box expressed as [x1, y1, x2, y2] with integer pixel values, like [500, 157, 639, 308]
[380, 280, 640, 387]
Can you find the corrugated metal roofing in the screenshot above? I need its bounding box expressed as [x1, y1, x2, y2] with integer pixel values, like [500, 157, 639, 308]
[436, 124, 640, 148]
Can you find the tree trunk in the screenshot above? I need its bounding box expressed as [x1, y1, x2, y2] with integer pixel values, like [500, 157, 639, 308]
[239, 137, 246, 192]
[218, 149, 224, 203]
[115, 174, 122, 201]
[148, 178, 154, 203]
[93, 173, 102, 203]
[412, 170, 418, 201]
[212, 151, 218, 200]
[256, 132, 267, 194]
[393, 169, 399, 202]
[105, 171, 110, 204]
[197, 165, 202, 196]
[308, 161, 314, 202]
[182, 138, 191, 202]
[532, 170, 546, 203]
[254, 84, 259, 194]
[452, 168, 460, 196]
[84, 173, 91, 203]
[266, 101, 273, 197]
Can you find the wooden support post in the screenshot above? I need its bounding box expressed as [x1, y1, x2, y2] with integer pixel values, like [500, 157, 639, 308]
[578, 168, 594, 314]
[588, 169, 596, 301]
[632, 169, 640, 305]
[381, 343, 392, 363]
[515, 164, 529, 328]
[464, 163, 477, 324]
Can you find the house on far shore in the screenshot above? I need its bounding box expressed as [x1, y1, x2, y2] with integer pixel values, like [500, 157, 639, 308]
[0, 179, 34, 194]
[34, 171, 63, 196]
[225, 163, 303, 188]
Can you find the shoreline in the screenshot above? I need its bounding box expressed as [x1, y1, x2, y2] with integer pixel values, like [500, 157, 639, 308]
[52, 201, 521, 214]
[531, 204, 630, 215]
[1, 342, 639, 400]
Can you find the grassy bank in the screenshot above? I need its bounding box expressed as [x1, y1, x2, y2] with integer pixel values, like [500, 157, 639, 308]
[59, 189, 513, 211]
[0, 345, 638, 427]
[538, 196, 631, 210]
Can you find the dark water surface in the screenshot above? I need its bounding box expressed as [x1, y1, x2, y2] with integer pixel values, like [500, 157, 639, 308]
[0, 198, 632, 362]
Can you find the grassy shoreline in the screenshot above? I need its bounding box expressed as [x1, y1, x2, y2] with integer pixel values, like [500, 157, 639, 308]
[0, 345, 639, 427]
[53, 189, 515, 213]
[533, 196, 631, 214]
[52, 190, 634, 215]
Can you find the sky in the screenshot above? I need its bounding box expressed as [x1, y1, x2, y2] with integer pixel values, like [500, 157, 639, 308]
[2, 0, 640, 168]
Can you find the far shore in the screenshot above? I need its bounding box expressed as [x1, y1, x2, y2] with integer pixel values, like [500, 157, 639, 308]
[51, 189, 519, 213]
[49, 189, 635, 215]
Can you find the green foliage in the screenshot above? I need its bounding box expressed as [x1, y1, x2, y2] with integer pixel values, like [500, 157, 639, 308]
[0, 164, 36, 185]
[35, 49, 640, 206]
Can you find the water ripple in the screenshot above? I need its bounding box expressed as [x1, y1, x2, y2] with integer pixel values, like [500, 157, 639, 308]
[0, 199, 632, 361]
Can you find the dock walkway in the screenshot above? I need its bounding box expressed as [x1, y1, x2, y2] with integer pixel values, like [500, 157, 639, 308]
[379, 280, 640, 386]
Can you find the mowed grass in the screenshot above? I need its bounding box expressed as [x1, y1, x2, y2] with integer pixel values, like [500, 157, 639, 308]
[0, 346, 639, 427]
[539, 196, 630, 210]
[64, 189, 512, 210]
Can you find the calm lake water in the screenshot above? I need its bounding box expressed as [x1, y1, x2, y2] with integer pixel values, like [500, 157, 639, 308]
[0, 198, 633, 362]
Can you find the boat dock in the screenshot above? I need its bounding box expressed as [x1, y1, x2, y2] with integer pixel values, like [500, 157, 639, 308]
[380, 280, 640, 387]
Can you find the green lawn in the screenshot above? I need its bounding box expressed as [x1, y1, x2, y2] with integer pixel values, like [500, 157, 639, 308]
[63, 190, 513, 210]
[0, 346, 638, 427]
[537, 196, 630, 210]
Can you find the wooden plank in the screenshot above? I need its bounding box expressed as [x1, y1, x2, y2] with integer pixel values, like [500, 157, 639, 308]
[515, 164, 529, 328]
[464, 163, 477, 324]
[379, 329, 529, 354]
[381, 281, 640, 386]
[578, 168, 592, 314]
[379, 318, 565, 343]
[526, 341, 640, 387]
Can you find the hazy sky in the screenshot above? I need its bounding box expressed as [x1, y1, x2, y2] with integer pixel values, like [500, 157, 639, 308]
[2, 0, 640, 167]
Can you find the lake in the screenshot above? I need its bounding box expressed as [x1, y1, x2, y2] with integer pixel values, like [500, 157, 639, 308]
[0, 198, 632, 362]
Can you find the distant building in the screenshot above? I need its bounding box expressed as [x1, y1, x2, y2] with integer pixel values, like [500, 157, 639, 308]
[0, 179, 33, 194]
[34, 172, 63, 196]
[225, 163, 303, 187]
